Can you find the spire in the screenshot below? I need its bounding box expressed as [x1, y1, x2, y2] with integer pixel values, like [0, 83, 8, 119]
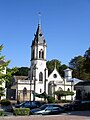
[32, 14, 46, 46]
[38, 12, 41, 25]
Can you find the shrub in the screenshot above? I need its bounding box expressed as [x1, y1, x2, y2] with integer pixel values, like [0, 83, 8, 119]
[47, 96, 55, 103]
[55, 99, 71, 103]
[13, 108, 30, 116]
[0, 110, 4, 116]
[1, 99, 11, 106]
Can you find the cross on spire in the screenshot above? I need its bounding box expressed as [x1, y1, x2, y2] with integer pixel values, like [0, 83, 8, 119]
[38, 12, 41, 25]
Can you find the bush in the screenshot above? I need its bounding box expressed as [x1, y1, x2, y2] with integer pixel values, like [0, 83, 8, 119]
[0, 110, 4, 116]
[1, 99, 11, 106]
[13, 108, 30, 116]
[47, 96, 55, 103]
[55, 99, 71, 103]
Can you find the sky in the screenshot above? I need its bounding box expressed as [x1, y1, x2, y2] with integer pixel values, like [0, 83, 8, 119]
[0, 0, 90, 68]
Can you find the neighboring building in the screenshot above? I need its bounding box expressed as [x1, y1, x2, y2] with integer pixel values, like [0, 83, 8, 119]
[74, 81, 90, 100]
[0, 60, 6, 100]
[9, 22, 78, 101]
[7, 76, 30, 101]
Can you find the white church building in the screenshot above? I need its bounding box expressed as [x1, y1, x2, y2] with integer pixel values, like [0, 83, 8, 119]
[9, 22, 76, 102]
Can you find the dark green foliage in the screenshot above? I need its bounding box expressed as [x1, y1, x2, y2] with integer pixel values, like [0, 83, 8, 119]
[69, 47, 90, 80]
[13, 67, 30, 76]
[54, 90, 74, 97]
[46, 59, 68, 77]
[55, 99, 71, 103]
[13, 108, 30, 116]
[33, 92, 55, 103]
[0, 87, 5, 97]
[1, 99, 11, 106]
[0, 110, 4, 116]
[59, 64, 68, 77]
[47, 96, 55, 103]
[46, 59, 61, 75]
[84, 47, 90, 73]
[0, 45, 18, 99]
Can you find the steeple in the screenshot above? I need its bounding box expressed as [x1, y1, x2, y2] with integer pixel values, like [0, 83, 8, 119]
[31, 18, 47, 61]
[32, 23, 46, 46]
[31, 13, 46, 46]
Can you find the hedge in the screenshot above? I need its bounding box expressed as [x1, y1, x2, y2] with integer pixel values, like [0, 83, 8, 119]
[0, 109, 4, 116]
[1, 99, 11, 106]
[13, 108, 30, 116]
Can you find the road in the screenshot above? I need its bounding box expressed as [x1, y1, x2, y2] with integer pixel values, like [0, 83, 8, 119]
[0, 111, 90, 120]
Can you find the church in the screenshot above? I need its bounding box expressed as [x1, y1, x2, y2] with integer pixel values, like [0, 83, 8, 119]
[8, 22, 76, 102]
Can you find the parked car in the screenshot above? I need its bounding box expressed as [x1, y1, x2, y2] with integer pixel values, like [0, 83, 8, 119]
[15, 101, 45, 109]
[63, 100, 90, 111]
[31, 104, 65, 115]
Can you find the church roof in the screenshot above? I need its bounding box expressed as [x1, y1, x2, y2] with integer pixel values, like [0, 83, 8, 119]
[32, 23, 46, 46]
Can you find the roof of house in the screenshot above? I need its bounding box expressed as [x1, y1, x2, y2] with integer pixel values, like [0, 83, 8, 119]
[13, 76, 28, 81]
[75, 81, 90, 86]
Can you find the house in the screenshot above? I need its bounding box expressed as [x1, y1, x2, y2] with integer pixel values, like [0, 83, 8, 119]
[74, 81, 90, 100]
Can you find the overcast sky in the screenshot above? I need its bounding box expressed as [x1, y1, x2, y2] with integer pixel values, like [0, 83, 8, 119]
[0, 0, 90, 68]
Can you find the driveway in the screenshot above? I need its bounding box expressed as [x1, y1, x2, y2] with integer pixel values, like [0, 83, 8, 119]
[0, 111, 90, 120]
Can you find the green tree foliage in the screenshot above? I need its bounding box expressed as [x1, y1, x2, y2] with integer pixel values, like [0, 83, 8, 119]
[0, 45, 18, 99]
[69, 47, 90, 80]
[84, 47, 90, 73]
[13, 67, 30, 76]
[59, 64, 68, 77]
[69, 56, 85, 79]
[54, 90, 74, 96]
[46, 59, 68, 77]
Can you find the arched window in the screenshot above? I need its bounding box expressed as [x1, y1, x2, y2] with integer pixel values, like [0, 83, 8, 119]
[23, 87, 27, 95]
[42, 51, 44, 59]
[67, 88, 70, 91]
[39, 49, 44, 59]
[39, 51, 41, 58]
[39, 72, 43, 82]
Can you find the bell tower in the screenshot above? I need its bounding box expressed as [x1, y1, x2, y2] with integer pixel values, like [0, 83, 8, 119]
[30, 22, 48, 100]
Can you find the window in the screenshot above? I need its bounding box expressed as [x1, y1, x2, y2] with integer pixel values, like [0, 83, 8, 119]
[39, 49, 44, 59]
[40, 89, 42, 93]
[67, 88, 70, 91]
[53, 74, 57, 78]
[39, 72, 43, 82]
[32, 49, 34, 59]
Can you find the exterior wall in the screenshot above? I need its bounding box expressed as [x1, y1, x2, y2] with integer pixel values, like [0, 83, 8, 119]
[47, 68, 74, 101]
[17, 80, 30, 101]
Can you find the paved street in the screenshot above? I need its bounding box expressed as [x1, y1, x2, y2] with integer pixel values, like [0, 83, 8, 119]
[0, 111, 90, 120]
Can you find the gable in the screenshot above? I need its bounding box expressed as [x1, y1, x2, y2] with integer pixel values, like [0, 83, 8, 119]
[48, 68, 64, 83]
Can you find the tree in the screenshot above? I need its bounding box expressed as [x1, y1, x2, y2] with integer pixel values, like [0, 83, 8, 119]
[46, 59, 68, 77]
[46, 59, 61, 75]
[0, 45, 10, 99]
[84, 47, 90, 73]
[69, 56, 85, 79]
[0, 45, 18, 99]
[54, 90, 74, 100]
[59, 64, 68, 77]
[13, 67, 30, 76]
